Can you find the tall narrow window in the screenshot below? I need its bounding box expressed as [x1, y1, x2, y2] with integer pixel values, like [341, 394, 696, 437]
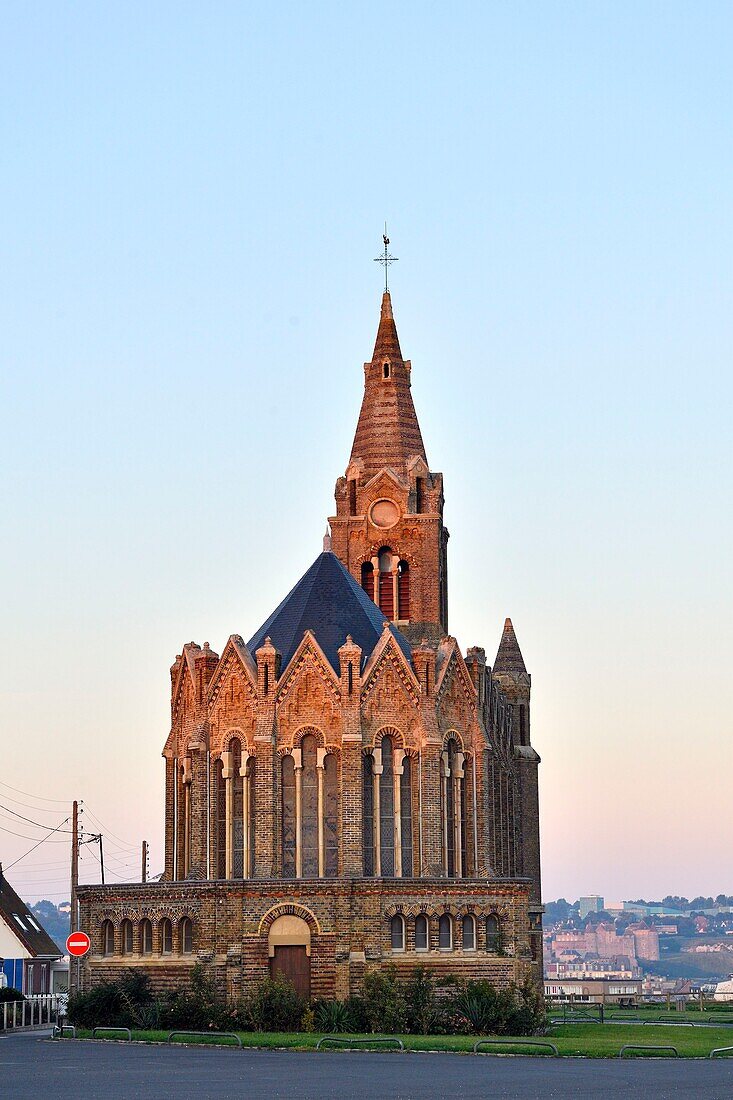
[378, 548, 394, 619]
[102, 920, 114, 956]
[301, 734, 319, 876]
[442, 738, 466, 878]
[361, 561, 375, 602]
[362, 753, 374, 875]
[397, 561, 410, 620]
[379, 736, 395, 876]
[180, 918, 193, 954]
[161, 918, 173, 955]
[324, 753, 339, 876]
[348, 479, 357, 516]
[390, 914, 405, 950]
[121, 919, 133, 955]
[438, 914, 453, 950]
[281, 754, 296, 878]
[415, 477, 424, 513]
[231, 738, 244, 878]
[215, 757, 226, 879]
[400, 755, 413, 876]
[383, 361, 391, 378]
[462, 914, 475, 950]
[415, 914, 428, 951]
[141, 919, 153, 956]
[486, 914, 501, 953]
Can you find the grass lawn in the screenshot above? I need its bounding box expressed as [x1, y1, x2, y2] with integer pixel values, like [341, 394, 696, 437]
[64, 1024, 733, 1058]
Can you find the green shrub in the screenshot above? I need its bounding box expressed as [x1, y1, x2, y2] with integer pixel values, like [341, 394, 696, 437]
[451, 978, 546, 1036]
[361, 966, 409, 1033]
[0, 988, 25, 1004]
[313, 998, 354, 1033]
[245, 976, 306, 1032]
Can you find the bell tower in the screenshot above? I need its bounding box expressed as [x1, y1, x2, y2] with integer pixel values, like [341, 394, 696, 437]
[329, 291, 449, 641]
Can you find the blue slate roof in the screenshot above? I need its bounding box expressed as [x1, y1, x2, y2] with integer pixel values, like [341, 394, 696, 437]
[247, 551, 412, 676]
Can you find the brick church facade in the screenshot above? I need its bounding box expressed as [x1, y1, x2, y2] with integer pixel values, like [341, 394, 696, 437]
[76, 290, 543, 999]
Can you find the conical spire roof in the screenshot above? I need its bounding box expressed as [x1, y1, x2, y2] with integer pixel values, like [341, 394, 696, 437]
[349, 292, 427, 480]
[493, 617, 527, 677]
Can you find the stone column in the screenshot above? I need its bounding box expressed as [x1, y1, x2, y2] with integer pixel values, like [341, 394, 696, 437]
[241, 751, 251, 879]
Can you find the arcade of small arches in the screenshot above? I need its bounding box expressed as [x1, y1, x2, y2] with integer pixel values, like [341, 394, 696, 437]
[388, 912, 505, 954]
[175, 729, 478, 882]
[360, 546, 410, 622]
[99, 915, 194, 958]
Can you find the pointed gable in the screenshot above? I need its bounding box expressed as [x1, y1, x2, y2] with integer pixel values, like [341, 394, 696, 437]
[349, 292, 427, 480]
[248, 550, 411, 676]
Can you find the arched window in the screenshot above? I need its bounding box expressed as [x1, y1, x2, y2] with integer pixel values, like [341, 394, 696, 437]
[140, 919, 153, 956]
[180, 918, 193, 954]
[121, 919, 133, 955]
[390, 914, 405, 951]
[281, 735, 338, 879]
[363, 734, 412, 878]
[462, 914, 475, 951]
[383, 361, 391, 379]
[161, 918, 173, 955]
[415, 914, 429, 951]
[486, 914, 501, 953]
[397, 560, 409, 620]
[378, 547, 394, 619]
[361, 561, 375, 602]
[438, 914, 453, 950]
[101, 920, 114, 957]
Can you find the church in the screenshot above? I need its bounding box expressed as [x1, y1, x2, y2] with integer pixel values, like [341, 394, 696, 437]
[77, 286, 543, 1000]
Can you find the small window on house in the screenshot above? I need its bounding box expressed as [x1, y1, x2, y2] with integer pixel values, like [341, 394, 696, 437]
[141, 919, 153, 956]
[102, 919, 114, 956]
[462, 914, 476, 950]
[12, 913, 27, 930]
[415, 914, 428, 951]
[486, 914, 501, 952]
[121, 919, 134, 955]
[438, 913, 453, 950]
[390, 914, 405, 951]
[180, 917, 193, 954]
[161, 918, 173, 955]
[383, 361, 390, 378]
[27, 915, 41, 932]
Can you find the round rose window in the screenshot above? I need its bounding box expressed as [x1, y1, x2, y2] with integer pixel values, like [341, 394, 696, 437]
[369, 499, 400, 529]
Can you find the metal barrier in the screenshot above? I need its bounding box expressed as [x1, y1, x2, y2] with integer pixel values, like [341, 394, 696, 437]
[1, 995, 64, 1032]
[52, 1025, 77, 1039]
[92, 1026, 132, 1040]
[473, 1039, 559, 1056]
[710, 1046, 733, 1059]
[619, 1045, 679, 1058]
[316, 1036, 404, 1051]
[166, 1031, 242, 1048]
[643, 1019, 694, 1027]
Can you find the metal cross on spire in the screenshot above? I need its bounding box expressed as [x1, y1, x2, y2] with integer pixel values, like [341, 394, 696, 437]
[374, 224, 398, 292]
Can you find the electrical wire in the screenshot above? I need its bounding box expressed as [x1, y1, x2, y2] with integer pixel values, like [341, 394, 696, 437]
[0, 802, 74, 833]
[82, 805, 137, 850]
[0, 779, 70, 804]
[4, 817, 71, 871]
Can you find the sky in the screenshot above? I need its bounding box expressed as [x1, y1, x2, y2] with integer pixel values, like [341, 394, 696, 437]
[1, 1, 731, 906]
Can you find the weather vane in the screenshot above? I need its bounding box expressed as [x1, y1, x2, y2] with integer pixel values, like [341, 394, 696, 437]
[374, 224, 398, 292]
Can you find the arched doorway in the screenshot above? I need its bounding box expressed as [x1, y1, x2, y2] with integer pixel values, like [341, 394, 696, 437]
[268, 914, 311, 998]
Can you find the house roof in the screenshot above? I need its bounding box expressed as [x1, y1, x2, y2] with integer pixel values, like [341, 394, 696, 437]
[247, 550, 412, 676]
[0, 871, 62, 958]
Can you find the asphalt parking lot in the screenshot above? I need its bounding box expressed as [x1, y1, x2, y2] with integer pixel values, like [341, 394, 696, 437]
[1, 1031, 732, 1099]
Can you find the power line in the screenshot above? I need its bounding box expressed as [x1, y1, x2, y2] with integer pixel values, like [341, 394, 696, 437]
[0, 779, 70, 804]
[82, 805, 137, 850]
[0, 790, 70, 815]
[0, 802, 74, 833]
[0, 822, 68, 842]
[5, 817, 71, 871]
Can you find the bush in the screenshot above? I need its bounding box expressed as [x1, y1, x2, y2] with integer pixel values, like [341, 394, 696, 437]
[0, 988, 25, 1004]
[360, 966, 409, 1033]
[451, 978, 546, 1036]
[68, 970, 155, 1029]
[313, 998, 354, 1033]
[245, 975, 307, 1032]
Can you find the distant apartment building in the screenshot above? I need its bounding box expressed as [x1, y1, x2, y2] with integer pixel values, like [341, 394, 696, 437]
[545, 978, 641, 1005]
[578, 896, 604, 919]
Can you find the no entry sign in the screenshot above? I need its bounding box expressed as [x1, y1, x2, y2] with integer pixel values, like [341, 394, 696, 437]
[66, 931, 91, 957]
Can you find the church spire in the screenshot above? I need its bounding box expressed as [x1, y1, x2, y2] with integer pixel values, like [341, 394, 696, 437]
[493, 617, 528, 678]
[348, 292, 427, 480]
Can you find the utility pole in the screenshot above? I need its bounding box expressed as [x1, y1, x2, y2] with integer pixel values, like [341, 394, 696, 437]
[98, 834, 105, 885]
[141, 840, 148, 883]
[70, 800, 79, 995]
